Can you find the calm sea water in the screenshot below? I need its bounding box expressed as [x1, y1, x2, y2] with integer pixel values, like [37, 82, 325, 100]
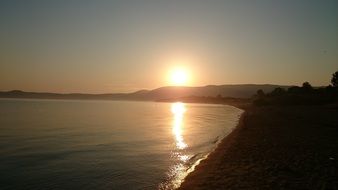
[0, 99, 243, 190]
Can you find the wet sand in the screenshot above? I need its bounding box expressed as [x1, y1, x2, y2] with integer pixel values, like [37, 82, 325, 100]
[179, 105, 338, 190]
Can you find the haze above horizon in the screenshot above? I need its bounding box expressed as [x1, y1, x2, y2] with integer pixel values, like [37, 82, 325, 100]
[1, 0, 337, 93]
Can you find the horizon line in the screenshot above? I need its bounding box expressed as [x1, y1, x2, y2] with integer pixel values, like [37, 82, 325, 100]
[0, 83, 321, 95]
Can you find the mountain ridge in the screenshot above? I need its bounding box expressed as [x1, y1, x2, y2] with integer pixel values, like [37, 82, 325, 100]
[0, 84, 290, 101]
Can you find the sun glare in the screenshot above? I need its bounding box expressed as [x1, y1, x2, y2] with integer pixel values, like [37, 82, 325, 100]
[170, 69, 188, 86]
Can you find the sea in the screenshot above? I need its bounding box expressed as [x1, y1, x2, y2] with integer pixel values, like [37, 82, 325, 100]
[0, 99, 243, 190]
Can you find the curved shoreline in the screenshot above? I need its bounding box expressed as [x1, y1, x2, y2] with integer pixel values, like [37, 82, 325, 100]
[177, 105, 338, 189]
[177, 106, 245, 188]
[177, 107, 248, 189]
[162, 103, 245, 190]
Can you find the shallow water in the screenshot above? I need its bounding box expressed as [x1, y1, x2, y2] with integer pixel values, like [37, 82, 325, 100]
[0, 99, 243, 190]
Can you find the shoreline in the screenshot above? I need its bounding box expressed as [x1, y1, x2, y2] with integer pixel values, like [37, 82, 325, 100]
[176, 106, 249, 189]
[171, 105, 246, 189]
[178, 105, 338, 189]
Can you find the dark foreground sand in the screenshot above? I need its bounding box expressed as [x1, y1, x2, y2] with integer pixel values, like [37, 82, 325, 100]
[179, 105, 338, 190]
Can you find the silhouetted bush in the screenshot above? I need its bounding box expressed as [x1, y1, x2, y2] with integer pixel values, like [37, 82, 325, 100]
[288, 86, 302, 94]
[302, 82, 313, 92]
[256, 89, 265, 98]
[269, 87, 286, 97]
[253, 75, 338, 106]
[331, 71, 338, 87]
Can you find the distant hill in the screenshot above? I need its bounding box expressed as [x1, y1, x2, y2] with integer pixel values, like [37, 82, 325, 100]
[0, 84, 289, 101]
[140, 84, 289, 99]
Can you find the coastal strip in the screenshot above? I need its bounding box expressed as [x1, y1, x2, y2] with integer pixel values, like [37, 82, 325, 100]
[178, 105, 338, 189]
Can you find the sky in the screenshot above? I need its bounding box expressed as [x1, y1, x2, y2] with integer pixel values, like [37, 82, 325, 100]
[0, 0, 337, 93]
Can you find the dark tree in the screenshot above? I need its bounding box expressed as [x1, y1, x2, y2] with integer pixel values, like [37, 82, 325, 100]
[256, 89, 265, 97]
[331, 71, 338, 87]
[302, 82, 313, 92]
[288, 86, 301, 93]
[302, 81, 312, 88]
[270, 87, 286, 96]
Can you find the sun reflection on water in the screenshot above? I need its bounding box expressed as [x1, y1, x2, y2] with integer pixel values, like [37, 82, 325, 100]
[159, 102, 190, 190]
[171, 102, 187, 150]
[159, 102, 243, 189]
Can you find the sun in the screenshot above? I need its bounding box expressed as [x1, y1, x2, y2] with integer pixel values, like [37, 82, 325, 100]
[170, 68, 188, 86]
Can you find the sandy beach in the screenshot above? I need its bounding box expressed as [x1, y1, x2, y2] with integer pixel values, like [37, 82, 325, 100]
[179, 105, 338, 190]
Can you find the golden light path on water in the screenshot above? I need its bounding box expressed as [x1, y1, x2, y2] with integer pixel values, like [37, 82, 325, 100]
[171, 102, 187, 150]
[160, 102, 211, 190]
[160, 102, 192, 190]
[159, 102, 243, 189]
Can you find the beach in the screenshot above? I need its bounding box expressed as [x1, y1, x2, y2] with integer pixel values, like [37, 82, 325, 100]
[179, 105, 338, 189]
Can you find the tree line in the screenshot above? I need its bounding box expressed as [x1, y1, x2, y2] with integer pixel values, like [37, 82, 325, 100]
[253, 71, 338, 106]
